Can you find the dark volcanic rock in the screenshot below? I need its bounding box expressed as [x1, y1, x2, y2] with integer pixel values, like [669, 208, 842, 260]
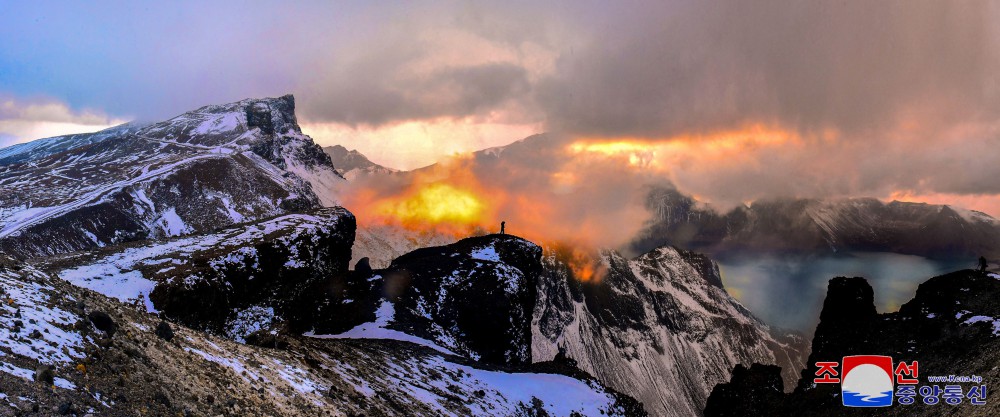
[88, 311, 118, 336]
[705, 270, 1000, 416]
[703, 364, 784, 417]
[354, 257, 372, 276]
[244, 330, 290, 349]
[43, 207, 356, 342]
[799, 276, 879, 385]
[155, 321, 174, 341]
[375, 234, 542, 366]
[34, 365, 55, 385]
[146, 208, 355, 340]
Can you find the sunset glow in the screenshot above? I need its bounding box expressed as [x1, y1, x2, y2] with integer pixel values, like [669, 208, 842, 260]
[567, 124, 799, 172]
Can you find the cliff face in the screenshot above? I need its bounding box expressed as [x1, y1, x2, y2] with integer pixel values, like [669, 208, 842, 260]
[533, 245, 808, 417]
[310, 234, 544, 367]
[41, 208, 356, 341]
[381, 234, 543, 365]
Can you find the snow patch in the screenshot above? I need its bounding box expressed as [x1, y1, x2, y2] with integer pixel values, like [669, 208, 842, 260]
[225, 306, 275, 343]
[470, 244, 501, 262]
[962, 315, 1000, 336]
[58, 267, 158, 314]
[0, 361, 76, 390]
[157, 207, 191, 237]
[0, 270, 86, 363]
[307, 300, 457, 356]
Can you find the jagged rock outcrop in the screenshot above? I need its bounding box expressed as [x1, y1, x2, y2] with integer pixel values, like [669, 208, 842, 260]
[312, 234, 543, 366]
[702, 364, 785, 417]
[40, 208, 356, 342]
[384, 234, 542, 365]
[797, 276, 880, 388]
[705, 270, 1000, 416]
[533, 245, 808, 417]
[0, 95, 344, 259]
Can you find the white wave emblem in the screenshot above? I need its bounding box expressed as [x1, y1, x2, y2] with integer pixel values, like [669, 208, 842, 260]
[842, 364, 893, 406]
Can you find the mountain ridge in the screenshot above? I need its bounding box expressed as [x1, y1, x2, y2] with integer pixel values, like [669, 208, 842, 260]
[322, 144, 397, 180]
[0, 94, 345, 260]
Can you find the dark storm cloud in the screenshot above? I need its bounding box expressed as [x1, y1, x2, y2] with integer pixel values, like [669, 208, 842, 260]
[303, 62, 530, 127]
[536, 1, 1000, 138]
[4, 1, 1000, 210]
[7, 1, 995, 136]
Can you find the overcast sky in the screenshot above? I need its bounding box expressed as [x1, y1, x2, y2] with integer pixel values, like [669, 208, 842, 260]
[3, 1, 1000, 214]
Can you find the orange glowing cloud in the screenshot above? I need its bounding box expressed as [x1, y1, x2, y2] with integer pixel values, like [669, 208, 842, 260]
[560, 246, 607, 283]
[566, 124, 800, 173]
[338, 124, 866, 284]
[338, 143, 642, 283]
[886, 190, 1000, 219]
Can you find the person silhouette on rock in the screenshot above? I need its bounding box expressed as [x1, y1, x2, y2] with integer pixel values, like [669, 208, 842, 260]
[979, 256, 989, 274]
[500, 221, 506, 235]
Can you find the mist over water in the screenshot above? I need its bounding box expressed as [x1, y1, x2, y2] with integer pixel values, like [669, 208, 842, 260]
[719, 252, 968, 332]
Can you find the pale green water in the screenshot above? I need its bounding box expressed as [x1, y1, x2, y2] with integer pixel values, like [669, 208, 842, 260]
[719, 252, 968, 331]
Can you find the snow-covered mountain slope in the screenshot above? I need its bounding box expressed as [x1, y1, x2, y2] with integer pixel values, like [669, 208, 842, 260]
[351, 223, 458, 268]
[0, 255, 645, 416]
[38, 208, 355, 342]
[0, 94, 344, 259]
[634, 186, 1000, 259]
[705, 270, 1000, 417]
[533, 245, 808, 417]
[322, 144, 397, 181]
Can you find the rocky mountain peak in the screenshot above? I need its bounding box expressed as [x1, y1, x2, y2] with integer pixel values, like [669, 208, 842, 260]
[186, 94, 301, 138]
[383, 234, 543, 365]
[322, 144, 397, 180]
[0, 95, 344, 259]
[817, 277, 877, 324]
[245, 94, 300, 136]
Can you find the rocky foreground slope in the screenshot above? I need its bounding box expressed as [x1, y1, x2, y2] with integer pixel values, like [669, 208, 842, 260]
[0, 260, 643, 416]
[38, 208, 356, 342]
[704, 270, 1000, 416]
[0, 211, 645, 416]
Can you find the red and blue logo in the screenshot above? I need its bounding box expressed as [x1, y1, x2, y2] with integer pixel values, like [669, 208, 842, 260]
[840, 355, 894, 407]
[814, 356, 987, 407]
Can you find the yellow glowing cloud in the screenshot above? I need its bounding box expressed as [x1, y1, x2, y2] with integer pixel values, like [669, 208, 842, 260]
[374, 183, 486, 226]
